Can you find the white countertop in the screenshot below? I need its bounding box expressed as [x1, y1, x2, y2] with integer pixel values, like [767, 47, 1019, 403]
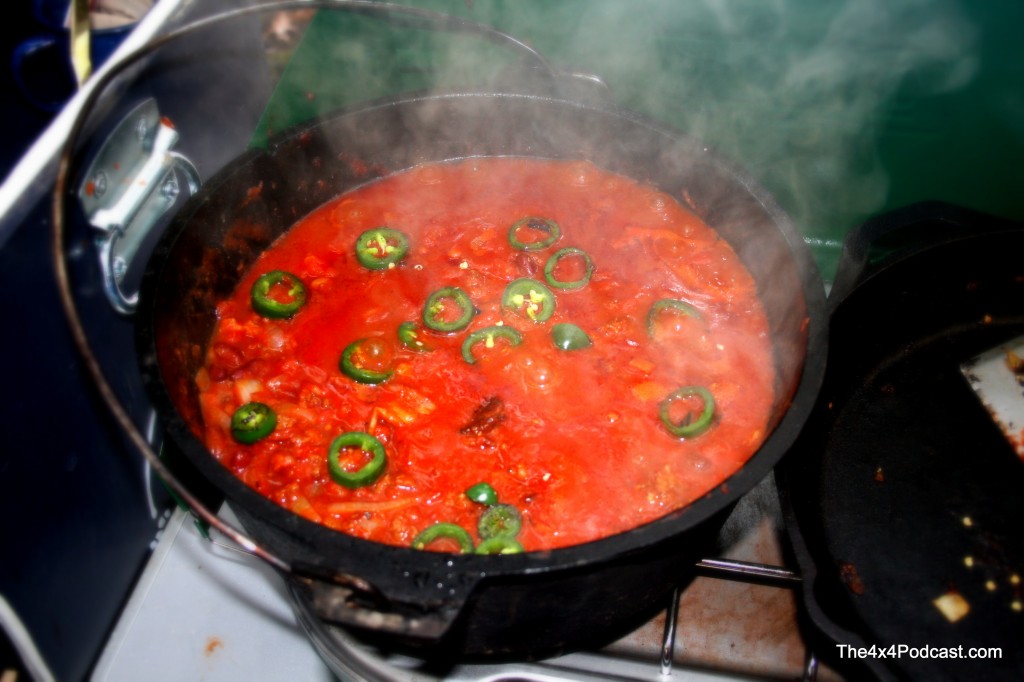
[92, 505, 336, 682]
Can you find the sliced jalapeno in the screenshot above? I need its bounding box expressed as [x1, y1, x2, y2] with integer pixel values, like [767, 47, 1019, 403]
[355, 227, 410, 270]
[478, 503, 522, 540]
[461, 325, 523, 364]
[411, 522, 474, 553]
[659, 386, 716, 438]
[250, 270, 306, 319]
[551, 322, 592, 351]
[508, 216, 561, 251]
[339, 338, 394, 384]
[543, 247, 594, 290]
[327, 431, 387, 488]
[230, 402, 277, 444]
[476, 537, 525, 555]
[502, 278, 555, 323]
[397, 321, 433, 353]
[466, 482, 499, 506]
[423, 286, 476, 333]
[647, 298, 703, 337]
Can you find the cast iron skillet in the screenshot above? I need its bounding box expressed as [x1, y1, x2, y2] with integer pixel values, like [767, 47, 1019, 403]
[779, 202, 1024, 681]
[135, 91, 827, 659]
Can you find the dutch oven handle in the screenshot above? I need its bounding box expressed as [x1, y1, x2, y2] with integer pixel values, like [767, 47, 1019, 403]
[288, 561, 473, 641]
[74, 3, 607, 317]
[78, 98, 202, 315]
[828, 200, 1020, 312]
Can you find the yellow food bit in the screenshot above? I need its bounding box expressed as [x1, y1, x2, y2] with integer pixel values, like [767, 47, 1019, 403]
[628, 356, 656, 374]
[964, 556, 975, 568]
[933, 592, 970, 623]
[1012, 600, 1022, 612]
[985, 580, 997, 592]
[962, 516, 973, 527]
[1010, 574, 1021, 586]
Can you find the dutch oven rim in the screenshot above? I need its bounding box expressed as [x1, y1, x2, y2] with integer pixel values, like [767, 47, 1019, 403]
[137, 91, 828, 582]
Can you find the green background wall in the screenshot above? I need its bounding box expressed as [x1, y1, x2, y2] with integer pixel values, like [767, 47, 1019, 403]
[255, 0, 1024, 281]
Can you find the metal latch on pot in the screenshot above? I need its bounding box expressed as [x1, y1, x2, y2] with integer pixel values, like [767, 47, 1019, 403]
[78, 99, 201, 314]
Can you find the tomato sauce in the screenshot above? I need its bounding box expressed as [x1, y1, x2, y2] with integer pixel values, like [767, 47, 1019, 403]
[197, 158, 776, 551]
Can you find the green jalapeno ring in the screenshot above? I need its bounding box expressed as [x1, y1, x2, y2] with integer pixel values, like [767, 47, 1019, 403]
[478, 503, 522, 540]
[501, 278, 556, 323]
[659, 385, 716, 439]
[476, 537, 525, 555]
[355, 227, 410, 270]
[397, 321, 433, 353]
[543, 247, 594, 290]
[327, 431, 388, 489]
[423, 286, 476, 333]
[466, 482, 499, 506]
[250, 270, 306, 319]
[339, 338, 394, 384]
[230, 402, 277, 444]
[551, 322, 592, 351]
[461, 325, 523, 364]
[411, 522, 474, 554]
[508, 216, 561, 251]
[646, 298, 703, 337]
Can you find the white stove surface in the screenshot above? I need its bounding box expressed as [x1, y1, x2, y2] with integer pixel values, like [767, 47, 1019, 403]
[92, 482, 834, 682]
[92, 506, 335, 682]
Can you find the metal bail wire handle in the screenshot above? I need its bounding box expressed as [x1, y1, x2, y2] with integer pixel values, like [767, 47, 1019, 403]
[50, 0, 572, 629]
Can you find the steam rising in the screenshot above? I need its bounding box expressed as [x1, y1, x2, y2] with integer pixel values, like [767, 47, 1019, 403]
[552, 0, 978, 242]
[256, 0, 979, 265]
[108, 1, 982, 276]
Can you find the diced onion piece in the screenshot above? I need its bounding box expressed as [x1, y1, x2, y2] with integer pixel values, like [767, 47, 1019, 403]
[234, 378, 263, 405]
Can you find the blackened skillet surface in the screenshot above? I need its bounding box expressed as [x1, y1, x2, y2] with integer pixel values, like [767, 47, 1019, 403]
[781, 226, 1024, 681]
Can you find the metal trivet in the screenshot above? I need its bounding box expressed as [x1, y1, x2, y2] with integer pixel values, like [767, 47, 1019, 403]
[288, 558, 820, 682]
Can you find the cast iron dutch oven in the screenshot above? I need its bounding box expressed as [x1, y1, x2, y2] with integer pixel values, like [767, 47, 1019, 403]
[779, 202, 1024, 681]
[136, 91, 827, 658]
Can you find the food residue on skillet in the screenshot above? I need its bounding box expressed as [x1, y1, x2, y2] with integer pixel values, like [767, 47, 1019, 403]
[839, 561, 865, 595]
[933, 591, 970, 623]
